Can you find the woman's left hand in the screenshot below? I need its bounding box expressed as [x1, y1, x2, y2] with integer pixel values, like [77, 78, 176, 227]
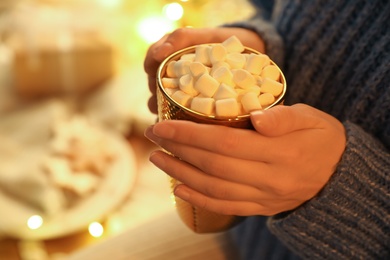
[145, 104, 346, 216]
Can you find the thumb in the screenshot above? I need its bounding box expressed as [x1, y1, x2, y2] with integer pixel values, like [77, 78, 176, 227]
[250, 104, 324, 136]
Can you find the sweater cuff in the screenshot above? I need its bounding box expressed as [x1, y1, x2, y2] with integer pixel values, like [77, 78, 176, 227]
[223, 15, 285, 68]
[267, 121, 390, 259]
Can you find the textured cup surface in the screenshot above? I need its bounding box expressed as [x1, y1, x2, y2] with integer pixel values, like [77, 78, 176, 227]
[156, 45, 287, 233]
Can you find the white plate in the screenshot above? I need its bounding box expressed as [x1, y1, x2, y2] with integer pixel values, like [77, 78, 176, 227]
[0, 132, 137, 240]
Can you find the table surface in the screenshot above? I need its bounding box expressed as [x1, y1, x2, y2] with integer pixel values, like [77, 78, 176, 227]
[0, 128, 175, 260]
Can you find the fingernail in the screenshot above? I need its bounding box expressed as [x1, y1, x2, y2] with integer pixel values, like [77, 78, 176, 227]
[153, 42, 173, 60]
[250, 110, 264, 126]
[144, 125, 159, 143]
[153, 122, 175, 139]
[174, 185, 190, 201]
[149, 151, 166, 169]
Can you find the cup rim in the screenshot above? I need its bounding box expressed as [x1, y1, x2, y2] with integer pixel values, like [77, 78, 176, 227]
[156, 44, 287, 122]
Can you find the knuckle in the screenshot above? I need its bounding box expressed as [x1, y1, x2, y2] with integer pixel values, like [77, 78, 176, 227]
[215, 129, 240, 153]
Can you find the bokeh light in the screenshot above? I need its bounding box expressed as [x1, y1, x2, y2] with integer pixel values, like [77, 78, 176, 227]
[88, 222, 104, 238]
[137, 16, 176, 44]
[163, 3, 184, 21]
[27, 215, 43, 230]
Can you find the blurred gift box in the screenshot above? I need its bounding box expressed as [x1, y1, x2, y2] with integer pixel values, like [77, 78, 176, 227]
[9, 34, 113, 98]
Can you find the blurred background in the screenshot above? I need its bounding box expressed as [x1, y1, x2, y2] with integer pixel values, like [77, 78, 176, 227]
[0, 0, 254, 259]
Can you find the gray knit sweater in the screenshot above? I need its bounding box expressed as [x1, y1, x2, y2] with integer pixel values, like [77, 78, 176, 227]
[226, 0, 390, 259]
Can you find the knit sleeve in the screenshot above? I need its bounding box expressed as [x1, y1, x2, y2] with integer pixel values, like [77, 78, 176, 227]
[267, 121, 390, 259]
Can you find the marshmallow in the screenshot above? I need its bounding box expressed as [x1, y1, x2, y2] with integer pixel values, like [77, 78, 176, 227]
[210, 61, 231, 75]
[180, 53, 196, 62]
[245, 54, 270, 75]
[261, 65, 280, 81]
[258, 92, 275, 107]
[236, 86, 261, 100]
[233, 69, 256, 89]
[162, 77, 179, 89]
[208, 43, 227, 64]
[174, 60, 191, 77]
[241, 92, 262, 113]
[195, 45, 211, 66]
[164, 88, 177, 96]
[226, 53, 246, 69]
[189, 62, 209, 78]
[166, 61, 177, 78]
[194, 73, 219, 97]
[222, 35, 245, 53]
[261, 77, 284, 96]
[191, 97, 215, 115]
[172, 90, 192, 107]
[214, 83, 237, 100]
[211, 66, 234, 86]
[179, 74, 198, 96]
[215, 98, 239, 117]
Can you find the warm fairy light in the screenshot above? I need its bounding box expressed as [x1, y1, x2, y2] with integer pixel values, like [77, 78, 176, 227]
[88, 222, 104, 238]
[27, 215, 43, 230]
[137, 17, 176, 44]
[163, 3, 184, 21]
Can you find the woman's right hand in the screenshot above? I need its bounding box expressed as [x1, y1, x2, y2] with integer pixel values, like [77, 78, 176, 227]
[143, 27, 266, 114]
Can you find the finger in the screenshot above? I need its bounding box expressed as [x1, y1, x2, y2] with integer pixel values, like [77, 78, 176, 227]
[174, 184, 299, 216]
[149, 150, 269, 203]
[148, 95, 158, 114]
[145, 126, 272, 186]
[147, 120, 277, 162]
[250, 104, 326, 137]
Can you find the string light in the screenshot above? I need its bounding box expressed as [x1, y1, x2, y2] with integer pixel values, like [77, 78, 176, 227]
[163, 3, 184, 21]
[137, 17, 176, 44]
[27, 215, 43, 230]
[88, 222, 104, 238]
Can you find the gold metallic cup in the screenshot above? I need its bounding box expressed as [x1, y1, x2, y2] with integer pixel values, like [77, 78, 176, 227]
[156, 45, 287, 233]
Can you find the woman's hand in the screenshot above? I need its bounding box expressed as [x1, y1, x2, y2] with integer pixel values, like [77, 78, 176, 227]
[143, 27, 265, 114]
[144, 104, 346, 216]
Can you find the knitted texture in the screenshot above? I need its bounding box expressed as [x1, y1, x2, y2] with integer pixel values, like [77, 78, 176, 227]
[227, 0, 390, 259]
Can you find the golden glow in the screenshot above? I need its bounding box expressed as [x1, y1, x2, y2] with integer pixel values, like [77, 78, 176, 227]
[97, 0, 122, 8]
[163, 3, 184, 21]
[88, 222, 104, 238]
[137, 17, 176, 44]
[27, 215, 43, 230]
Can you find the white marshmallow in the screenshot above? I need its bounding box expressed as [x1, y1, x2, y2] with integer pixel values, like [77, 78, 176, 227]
[164, 88, 177, 96]
[172, 90, 192, 107]
[245, 54, 270, 75]
[233, 69, 256, 89]
[189, 62, 209, 78]
[195, 44, 211, 66]
[222, 35, 245, 53]
[214, 83, 237, 100]
[210, 61, 231, 75]
[191, 97, 215, 115]
[179, 74, 198, 96]
[261, 77, 284, 96]
[226, 53, 246, 69]
[261, 65, 280, 81]
[162, 77, 179, 89]
[236, 86, 261, 102]
[215, 98, 239, 117]
[166, 60, 177, 78]
[258, 92, 275, 107]
[211, 66, 234, 86]
[194, 73, 219, 97]
[241, 92, 262, 113]
[174, 60, 191, 77]
[180, 53, 196, 62]
[208, 43, 227, 64]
